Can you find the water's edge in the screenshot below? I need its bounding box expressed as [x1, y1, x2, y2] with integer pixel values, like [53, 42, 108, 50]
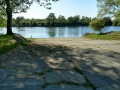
[0, 26, 120, 38]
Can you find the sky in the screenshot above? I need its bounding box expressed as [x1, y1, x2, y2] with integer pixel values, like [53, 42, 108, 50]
[13, 0, 98, 19]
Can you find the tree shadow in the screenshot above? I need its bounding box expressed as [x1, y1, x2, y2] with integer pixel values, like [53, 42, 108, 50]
[0, 41, 120, 89]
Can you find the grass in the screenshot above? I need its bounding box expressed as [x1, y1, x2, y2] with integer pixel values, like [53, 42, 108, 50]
[82, 76, 96, 90]
[41, 81, 80, 89]
[27, 38, 35, 42]
[68, 57, 73, 63]
[42, 82, 51, 89]
[73, 66, 96, 89]
[48, 49, 54, 53]
[33, 72, 45, 76]
[41, 80, 96, 89]
[0, 35, 16, 54]
[55, 80, 80, 86]
[41, 68, 96, 89]
[0, 34, 28, 54]
[73, 66, 83, 74]
[0, 66, 7, 69]
[57, 46, 67, 51]
[84, 31, 120, 40]
[56, 45, 67, 55]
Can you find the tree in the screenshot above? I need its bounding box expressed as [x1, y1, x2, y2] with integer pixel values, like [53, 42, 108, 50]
[97, 0, 120, 26]
[16, 16, 25, 26]
[46, 13, 56, 26]
[67, 16, 75, 25]
[102, 17, 112, 26]
[58, 15, 65, 20]
[73, 15, 80, 26]
[113, 10, 120, 25]
[89, 18, 105, 34]
[57, 15, 66, 26]
[112, 19, 120, 26]
[79, 16, 91, 26]
[0, 18, 6, 27]
[97, 0, 120, 17]
[0, 0, 59, 35]
[0, 6, 6, 27]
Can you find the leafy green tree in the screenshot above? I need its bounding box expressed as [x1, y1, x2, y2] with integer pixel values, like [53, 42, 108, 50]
[79, 16, 91, 26]
[0, 16, 6, 27]
[58, 15, 65, 20]
[47, 13, 56, 20]
[89, 18, 105, 34]
[57, 15, 66, 26]
[12, 18, 16, 27]
[0, 0, 59, 35]
[102, 17, 112, 26]
[67, 16, 75, 25]
[97, 0, 120, 17]
[73, 15, 80, 25]
[113, 10, 120, 25]
[46, 13, 56, 26]
[0, 18, 6, 27]
[31, 18, 35, 26]
[24, 19, 32, 26]
[112, 19, 120, 26]
[97, 0, 120, 25]
[16, 16, 25, 26]
[0, 6, 6, 27]
[115, 10, 120, 18]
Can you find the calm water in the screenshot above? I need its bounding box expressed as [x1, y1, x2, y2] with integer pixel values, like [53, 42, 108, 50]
[0, 26, 120, 38]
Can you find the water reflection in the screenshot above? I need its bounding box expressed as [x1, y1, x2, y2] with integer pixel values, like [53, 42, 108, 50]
[0, 26, 120, 38]
[57, 27, 66, 37]
[17, 27, 26, 36]
[47, 27, 57, 38]
[67, 27, 79, 37]
[17, 27, 25, 31]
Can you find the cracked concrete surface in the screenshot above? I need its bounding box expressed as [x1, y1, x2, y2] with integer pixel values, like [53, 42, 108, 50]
[0, 37, 120, 90]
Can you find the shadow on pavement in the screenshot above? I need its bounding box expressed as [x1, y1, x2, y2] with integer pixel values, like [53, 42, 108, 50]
[0, 41, 120, 90]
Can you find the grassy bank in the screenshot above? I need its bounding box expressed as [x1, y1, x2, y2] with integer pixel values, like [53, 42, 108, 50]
[84, 31, 120, 40]
[0, 34, 28, 54]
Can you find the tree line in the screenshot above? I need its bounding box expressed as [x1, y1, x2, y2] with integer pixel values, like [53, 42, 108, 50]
[11, 13, 113, 27]
[0, 0, 120, 35]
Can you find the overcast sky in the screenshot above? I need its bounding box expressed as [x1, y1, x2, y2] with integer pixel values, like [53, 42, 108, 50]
[13, 0, 98, 19]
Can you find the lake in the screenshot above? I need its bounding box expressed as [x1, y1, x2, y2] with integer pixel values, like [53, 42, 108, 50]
[0, 26, 120, 38]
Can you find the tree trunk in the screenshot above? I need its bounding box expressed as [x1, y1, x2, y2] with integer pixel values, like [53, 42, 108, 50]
[6, 9, 13, 35]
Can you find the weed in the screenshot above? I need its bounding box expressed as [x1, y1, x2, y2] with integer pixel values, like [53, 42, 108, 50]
[68, 58, 73, 63]
[84, 31, 120, 40]
[68, 59, 73, 62]
[73, 66, 96, 89]
[73, 66, 83, 74]
[55, 80, 80, 86]
[82, 76, 96, 90]
[48, 49, 54, 53]
[33, 72, 44, 76]
[0, 66, 7, 69]
[42, 82, 51, 89]
[27, 38, 35, 42]
[57, 46, 67, 50]
[61, 51, 65, 54]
